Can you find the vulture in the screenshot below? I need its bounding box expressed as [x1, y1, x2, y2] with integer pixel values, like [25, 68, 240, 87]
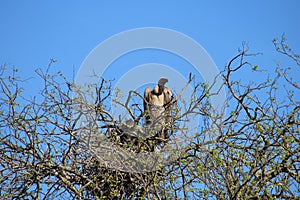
[143, 78, 172, 129]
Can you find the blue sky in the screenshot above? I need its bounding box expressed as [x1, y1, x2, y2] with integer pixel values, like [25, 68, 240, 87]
[1, 1, 300, 96]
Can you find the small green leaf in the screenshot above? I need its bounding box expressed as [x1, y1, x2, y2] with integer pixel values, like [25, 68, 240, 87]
[252, 65, 258, 70]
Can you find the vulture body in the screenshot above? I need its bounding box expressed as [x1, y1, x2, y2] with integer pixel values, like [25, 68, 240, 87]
[143, 78, 172, 128]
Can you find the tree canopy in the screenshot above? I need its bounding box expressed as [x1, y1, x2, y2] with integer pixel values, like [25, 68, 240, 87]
[0, 37, 299, 199]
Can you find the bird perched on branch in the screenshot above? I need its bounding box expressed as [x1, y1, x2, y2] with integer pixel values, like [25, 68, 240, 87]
[143, 78, 173, 129]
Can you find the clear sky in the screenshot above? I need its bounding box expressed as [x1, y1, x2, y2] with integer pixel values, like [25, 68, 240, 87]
[1, 1, 300, 97]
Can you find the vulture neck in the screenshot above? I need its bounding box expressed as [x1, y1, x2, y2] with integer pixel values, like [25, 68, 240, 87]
[158, 84, 164, 94]
[153, 85, 164, 95]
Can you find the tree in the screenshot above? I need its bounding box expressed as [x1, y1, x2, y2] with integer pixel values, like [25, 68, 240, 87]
[0, 37, 299, 199]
